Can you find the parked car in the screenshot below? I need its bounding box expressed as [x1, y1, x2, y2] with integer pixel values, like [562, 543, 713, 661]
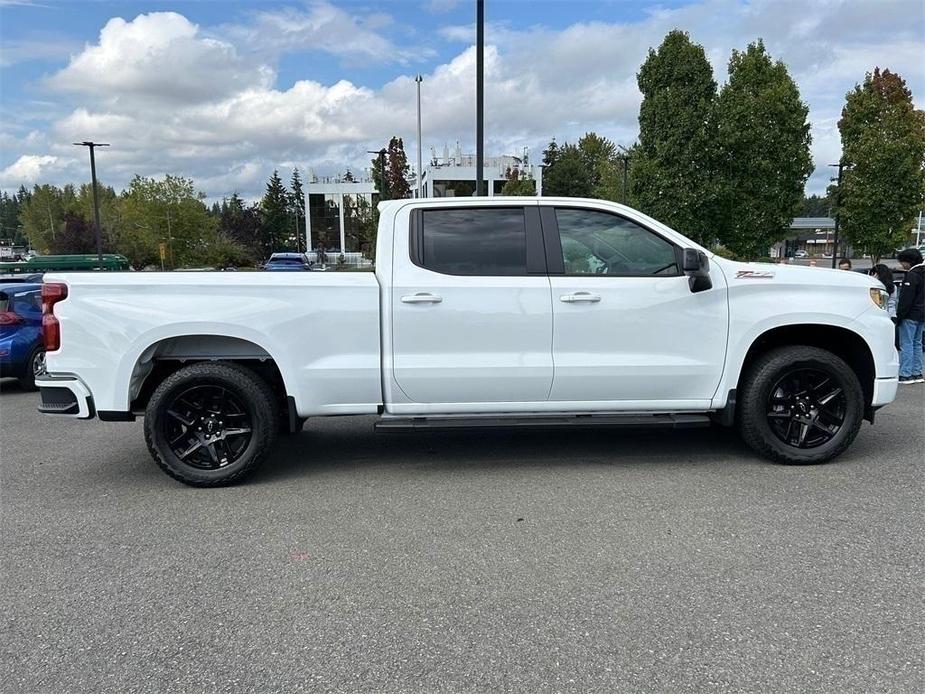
[0, 281, 44, 390]
[794, 249, 808, 258]
[263, 253, 312, 271]
[36, 197, 898, 486]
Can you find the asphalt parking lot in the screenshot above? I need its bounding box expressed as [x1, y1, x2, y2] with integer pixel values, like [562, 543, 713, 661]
[1, 383, 922, 693]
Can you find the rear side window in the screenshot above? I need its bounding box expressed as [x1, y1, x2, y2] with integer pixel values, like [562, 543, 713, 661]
[0, 292, 7, 313]
[420, 208, 527, 276]
[555, 208, 679, 276]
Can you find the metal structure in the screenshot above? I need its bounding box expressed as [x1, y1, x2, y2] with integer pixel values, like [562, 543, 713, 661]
[475, 0, 485, 196]
[415, 75, 424, 198]
[828, 161, 851, 268]
[72, 141, 109, 270]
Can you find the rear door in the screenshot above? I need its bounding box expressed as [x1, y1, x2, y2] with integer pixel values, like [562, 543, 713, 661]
[390, 204, 553, 404]
[542, 204, 728, 406]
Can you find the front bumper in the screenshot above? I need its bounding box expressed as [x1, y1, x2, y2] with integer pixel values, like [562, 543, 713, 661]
[871, 376, 899, 407]
[36, 374, 95, 418]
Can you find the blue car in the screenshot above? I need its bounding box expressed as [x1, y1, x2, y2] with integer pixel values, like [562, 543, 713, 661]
[263, 252, 312, 271]
[0, 281, 44, 390]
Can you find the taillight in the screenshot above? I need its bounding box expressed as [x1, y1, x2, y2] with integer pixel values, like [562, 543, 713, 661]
[0, 311, 22, 326]
[42, 282, 68, 351]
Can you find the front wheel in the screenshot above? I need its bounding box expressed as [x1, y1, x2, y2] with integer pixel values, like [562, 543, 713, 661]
[738, 346, 864, 465]
[144, 362, 279, 486]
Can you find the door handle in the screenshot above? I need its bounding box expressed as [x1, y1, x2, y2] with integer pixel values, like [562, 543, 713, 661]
[401, 292, 443, 304]
[560, 292, 601, 303]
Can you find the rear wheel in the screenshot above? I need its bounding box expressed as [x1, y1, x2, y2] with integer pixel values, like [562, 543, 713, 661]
[738, 346, 864, 465]
[144, 362, 279, 486]
[17, 346, 45, 391]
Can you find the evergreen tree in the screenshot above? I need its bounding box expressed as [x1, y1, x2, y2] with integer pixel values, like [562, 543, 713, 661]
[837, 68, 925, 262]
[289, 168, 305, 252]
[387, 137, 412, 199]
[259, 170, 290, 256]
[713, 40, 813, 258]
[632, 30, 719, 246]
[543, 143, 593, 197]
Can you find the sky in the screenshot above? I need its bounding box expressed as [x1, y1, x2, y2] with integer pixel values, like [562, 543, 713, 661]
[1, 0, 923, 201]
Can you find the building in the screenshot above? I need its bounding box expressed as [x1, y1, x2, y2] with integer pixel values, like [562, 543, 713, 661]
[303, 148, 543, 259]
[421, 145, 543, 197]
[777, 217, 840, 258]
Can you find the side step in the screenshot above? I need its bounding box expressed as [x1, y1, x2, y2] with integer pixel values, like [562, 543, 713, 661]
[374, 412, 712, 432]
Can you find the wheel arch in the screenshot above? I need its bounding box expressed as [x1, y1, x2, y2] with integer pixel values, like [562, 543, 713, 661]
[120, 329, 293, 413]
[736, 324, 876, 412]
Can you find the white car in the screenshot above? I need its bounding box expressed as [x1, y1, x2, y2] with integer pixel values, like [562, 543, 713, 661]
[794, 250, 808, 258]
[37, 198, 898, 486]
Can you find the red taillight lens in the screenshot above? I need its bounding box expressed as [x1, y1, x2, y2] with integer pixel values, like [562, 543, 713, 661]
[41, 282, 68, 351]
[0, 311, 22, 326]
[43, 314, 60, 350]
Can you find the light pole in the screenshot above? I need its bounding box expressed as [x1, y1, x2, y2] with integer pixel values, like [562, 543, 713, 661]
[828, 161, 851, 268]
[73, 141, 109, 269]
[616, 146, 631, 205]
[415, 74, 424, 198]
[475, 0, 485, 196]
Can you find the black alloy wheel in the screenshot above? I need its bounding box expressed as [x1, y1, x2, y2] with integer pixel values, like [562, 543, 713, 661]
[162, 384, 254, 469]
[738, 346, 864, 465]
[765, 368, 847, 449]
[144, 362, 279, 486]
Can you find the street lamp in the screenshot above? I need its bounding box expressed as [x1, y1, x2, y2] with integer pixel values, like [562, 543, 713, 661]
[828, 160, 852, 269]
[475, 0, 484, 196]
[73, 141, 109, 270]
[616, 146, 632, 205]
[414, 75, 424, 198]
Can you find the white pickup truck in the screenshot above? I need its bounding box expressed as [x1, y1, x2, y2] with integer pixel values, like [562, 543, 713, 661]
[37, 197, 898, 486]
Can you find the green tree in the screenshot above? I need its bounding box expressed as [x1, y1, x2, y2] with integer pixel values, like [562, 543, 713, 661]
[219, 193, 261, 261]
[801, 193, 832, 217]
[289, 168, 305, 252]
[632, 30, 719, 246]
[500, 167, 536, 196]
[259, 170, 290, 257]
[543, 143, 593, 197]
[837, 68, 925, 262]
[19, 184, 78, 252]
[118, 175, 217, 268]
[713, 40, 813, 258]
[371, 136, 412, 199]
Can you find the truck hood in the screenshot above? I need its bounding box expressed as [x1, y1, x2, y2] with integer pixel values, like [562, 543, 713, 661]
[712, 256, 879, 289]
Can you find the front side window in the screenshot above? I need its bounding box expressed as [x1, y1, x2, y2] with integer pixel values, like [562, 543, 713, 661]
[420, 208, 527, 276]
[555, 208, 679, 276]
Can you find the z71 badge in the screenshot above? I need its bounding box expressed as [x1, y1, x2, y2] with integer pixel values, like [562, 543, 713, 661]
[735, 270, 775, 280]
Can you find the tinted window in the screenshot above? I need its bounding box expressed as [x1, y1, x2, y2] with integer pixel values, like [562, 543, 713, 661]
[555, 208, 679, 276]
[421, 208, 527, 276]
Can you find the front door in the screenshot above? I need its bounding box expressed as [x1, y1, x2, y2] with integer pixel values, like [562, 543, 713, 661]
[390, 204, 553, 405]
[543, 205, 728, 406]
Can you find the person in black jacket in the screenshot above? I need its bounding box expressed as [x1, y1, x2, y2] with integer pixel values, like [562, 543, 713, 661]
[895, 248, 925, 384]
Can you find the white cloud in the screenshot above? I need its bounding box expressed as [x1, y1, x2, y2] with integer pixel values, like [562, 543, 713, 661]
[49, 12, 273, 103]
[3, 0, 923, 199]
[0, 154, 59, 184]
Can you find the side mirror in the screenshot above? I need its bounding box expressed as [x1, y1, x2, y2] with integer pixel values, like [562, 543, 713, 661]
[682, 248, 712, 293]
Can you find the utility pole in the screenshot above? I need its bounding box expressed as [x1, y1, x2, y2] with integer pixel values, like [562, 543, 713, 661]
[165, 209, 174, 268]
[616, 150, 631, 205]
[73, 141, 109, 270]
[304, 173, 312, 258]
[369, 149, 389, 201]
[475, 0, 485, 196]
[829, 161, 850, 268]
[415, 75, 424, 198]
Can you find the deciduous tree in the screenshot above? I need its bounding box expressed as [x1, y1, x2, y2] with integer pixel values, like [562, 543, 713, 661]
[713, 40, 813, 258]
[633, 30, 719, 246]
[837, 68, 925, 262]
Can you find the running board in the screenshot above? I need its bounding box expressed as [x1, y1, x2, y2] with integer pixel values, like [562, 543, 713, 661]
[375, 413, 711, 432]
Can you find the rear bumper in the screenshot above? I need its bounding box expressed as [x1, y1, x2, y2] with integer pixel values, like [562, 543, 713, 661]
[36, 374, 95, 418]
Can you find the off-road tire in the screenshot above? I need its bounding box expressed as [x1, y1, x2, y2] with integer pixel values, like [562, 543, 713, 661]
[144, 362, 279, 486]
[738, 346, 864, 465]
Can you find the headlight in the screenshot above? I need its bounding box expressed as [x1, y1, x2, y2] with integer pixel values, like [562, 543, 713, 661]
[869, 287, 888, 309]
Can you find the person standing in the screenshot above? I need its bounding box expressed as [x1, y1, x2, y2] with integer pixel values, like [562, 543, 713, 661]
[895, 248, 924, 384]
[838, 258, 853, 271]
